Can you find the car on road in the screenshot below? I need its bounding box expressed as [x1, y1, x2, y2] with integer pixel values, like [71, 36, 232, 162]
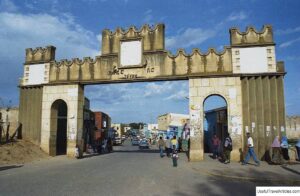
[139, 139, 149, 149]
[132, 138, 140, 146]
[113, 137, 122, 145]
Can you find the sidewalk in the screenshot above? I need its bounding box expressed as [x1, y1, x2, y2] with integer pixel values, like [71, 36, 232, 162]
[184, 154, 300, 185]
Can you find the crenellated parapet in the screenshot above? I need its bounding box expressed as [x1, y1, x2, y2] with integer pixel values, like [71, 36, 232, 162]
[25, 45, 56, 64]
[49, 57, 97, 82]
[20, 23, 285, 87]
[101, 23, 165, 55]
[165, 47, 232, 75]
[230, 25, 274, 47]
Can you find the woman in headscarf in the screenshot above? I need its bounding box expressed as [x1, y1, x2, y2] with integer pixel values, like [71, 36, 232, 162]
[281, 136, 290, 161]
[271, 136, 282, 164]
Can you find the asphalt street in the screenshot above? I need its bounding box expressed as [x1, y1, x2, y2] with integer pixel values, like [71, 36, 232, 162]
[0, 140, 297, 196]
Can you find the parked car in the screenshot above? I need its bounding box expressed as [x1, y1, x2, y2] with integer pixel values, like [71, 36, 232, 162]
[121, 135, 126, 141]
[113, 137, 122, 145]
[139, 139, 149, 149]
[132, 138, 140, 146]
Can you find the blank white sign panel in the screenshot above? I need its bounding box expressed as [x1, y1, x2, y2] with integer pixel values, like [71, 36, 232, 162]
[28, 64, 45, 85]
[239, 47, 268, 73]
[120, 40, 142, 66]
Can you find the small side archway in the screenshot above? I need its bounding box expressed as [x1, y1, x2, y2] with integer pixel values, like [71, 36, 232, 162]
[203, 94, 228, 156]
[50, 99, 68, 156]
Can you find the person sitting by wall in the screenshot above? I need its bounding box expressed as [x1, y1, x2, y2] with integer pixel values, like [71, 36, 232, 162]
[271, 136, 283, 165]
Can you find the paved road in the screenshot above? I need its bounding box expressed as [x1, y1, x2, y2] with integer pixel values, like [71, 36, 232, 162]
[0, 140, 299, 196]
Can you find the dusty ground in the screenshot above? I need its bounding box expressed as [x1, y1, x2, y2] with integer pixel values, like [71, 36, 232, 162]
[0, 140, 49, 166]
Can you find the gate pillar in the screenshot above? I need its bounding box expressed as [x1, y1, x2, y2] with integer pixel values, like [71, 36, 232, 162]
[40, 84, 84, 157]
[189, 77, 243, 161]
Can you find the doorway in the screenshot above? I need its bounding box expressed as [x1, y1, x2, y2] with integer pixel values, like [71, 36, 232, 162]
[203, 95, 227, 154]
[51, 99, 68, 155]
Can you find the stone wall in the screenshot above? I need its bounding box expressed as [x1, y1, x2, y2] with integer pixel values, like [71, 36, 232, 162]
[189, 77, 242, 161]
[40, 84, 84, 156]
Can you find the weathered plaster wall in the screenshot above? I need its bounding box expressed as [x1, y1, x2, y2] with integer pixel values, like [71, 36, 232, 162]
[40, 84, 84, 156]
[189, 77, 242, 161]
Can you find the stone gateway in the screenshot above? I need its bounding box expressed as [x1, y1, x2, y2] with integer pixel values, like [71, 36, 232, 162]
[18, 24, 286, 161]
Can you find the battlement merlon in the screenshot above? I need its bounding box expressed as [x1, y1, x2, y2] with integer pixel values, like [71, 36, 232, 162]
[230, 25, 274, 47]
[101, 23, 165, 55]
[25, 45, 56, 64]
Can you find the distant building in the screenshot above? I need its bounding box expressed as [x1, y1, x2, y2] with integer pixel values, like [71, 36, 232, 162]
[0, 107, 19, 138]
[157, 113, 189, 138]
[147, 124, 158, 132]
[124, 125, 131, 133]
[286, 116, 300, 140]
[111, 123, 122, 137]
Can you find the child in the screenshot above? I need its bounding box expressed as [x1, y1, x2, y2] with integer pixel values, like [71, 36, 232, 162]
[172, 148, 179, 167]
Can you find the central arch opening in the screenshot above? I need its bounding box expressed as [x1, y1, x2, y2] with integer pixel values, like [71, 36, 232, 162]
[51, 99, 68, 155]
[203, 95, 228, 158]
[84, 81, 189, 155]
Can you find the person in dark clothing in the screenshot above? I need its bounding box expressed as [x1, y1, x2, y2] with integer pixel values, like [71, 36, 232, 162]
[172, 148, 179, 167]
[281, 136, 290, 161]
[107, 137, 113, 153]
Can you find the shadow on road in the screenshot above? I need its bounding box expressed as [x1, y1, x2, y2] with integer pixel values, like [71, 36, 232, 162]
[0, 165, 23, 171]
[281, 165, 300, 175]
[113, 149, 160, 153]
[173, 167, 300, 196]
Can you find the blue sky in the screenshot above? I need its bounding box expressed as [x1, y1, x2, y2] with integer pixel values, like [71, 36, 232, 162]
[0, 0, 299, 123]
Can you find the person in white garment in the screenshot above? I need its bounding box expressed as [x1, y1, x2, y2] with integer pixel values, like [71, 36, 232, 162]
[242, 132, 260, 166]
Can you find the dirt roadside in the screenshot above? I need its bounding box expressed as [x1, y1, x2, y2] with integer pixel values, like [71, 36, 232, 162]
[0, 140, 50, 166]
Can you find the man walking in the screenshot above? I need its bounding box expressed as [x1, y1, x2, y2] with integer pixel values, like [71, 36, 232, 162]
[242, 132, 260, 166]
[165, 136, 171, 157]
[158, 136, 165, 158]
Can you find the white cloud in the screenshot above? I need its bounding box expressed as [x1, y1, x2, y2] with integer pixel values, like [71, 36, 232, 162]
[0, 12, 99, 60]
[164, 90, 188, 101]
[276, 26, 300, 35]
[166, 28, 216, 49]
[226, 11, 248, 21]
[0, 10, 100, 105]
[279, 37, 300, 48]
[144, 81, 174, 97]
[0, 0, 18, 12]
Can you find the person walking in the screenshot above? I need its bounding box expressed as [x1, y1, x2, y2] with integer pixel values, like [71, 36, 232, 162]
[242, 132, 260, 166]
[296, 139, 300, 161]
[171, 148, 179, 167]
[223, 133, 232, 164]
[211, 134, 220, 159]
[158, 136, 165, 158]
[165, 136, 171, 157]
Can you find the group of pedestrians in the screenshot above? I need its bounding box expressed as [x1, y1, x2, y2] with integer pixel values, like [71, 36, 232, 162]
[158, 136, 179, 167]
[157, 131, 300, 167]
[210, 133, 233, 164]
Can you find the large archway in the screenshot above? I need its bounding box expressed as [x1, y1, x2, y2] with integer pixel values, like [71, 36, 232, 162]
[50, 99, 68, 156]
[203, 95, 228, 158]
